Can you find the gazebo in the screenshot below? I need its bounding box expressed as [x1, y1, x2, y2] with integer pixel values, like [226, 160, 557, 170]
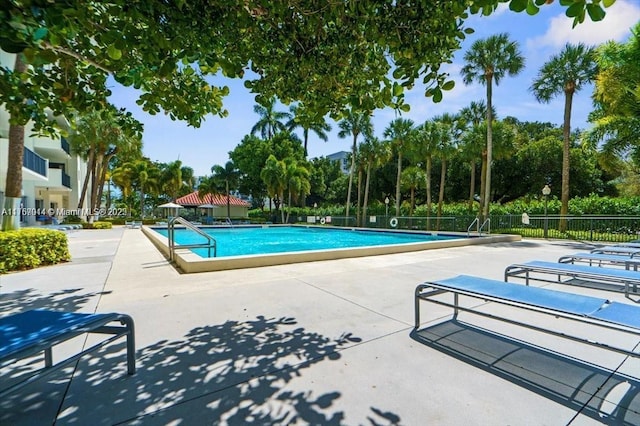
[175, 191, 250, 220]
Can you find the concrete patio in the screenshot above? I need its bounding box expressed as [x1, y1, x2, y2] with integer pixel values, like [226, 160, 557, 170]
[1, 227, 639, 425]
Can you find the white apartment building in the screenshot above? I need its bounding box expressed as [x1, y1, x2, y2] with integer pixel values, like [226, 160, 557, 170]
[0, 50, 90, 226]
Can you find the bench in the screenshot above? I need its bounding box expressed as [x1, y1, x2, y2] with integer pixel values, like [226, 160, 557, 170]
[0, 310, 135, 397]
[558, 252, 640, 271]
[414, 275, 640, 358]
[504, 260, 640, 296]
[125, 221, 142, 229]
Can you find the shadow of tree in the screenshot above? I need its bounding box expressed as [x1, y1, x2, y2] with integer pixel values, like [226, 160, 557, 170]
[0, 287, 110, 316]
[412, 320, 640, 425]
[2, 316, 402, 425]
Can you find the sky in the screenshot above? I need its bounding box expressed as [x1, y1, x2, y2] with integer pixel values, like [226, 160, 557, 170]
[107, 1, 640, 177]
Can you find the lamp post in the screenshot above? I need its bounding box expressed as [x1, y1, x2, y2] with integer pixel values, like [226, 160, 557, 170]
[384, 196, 389, 223]
[542, 184, 551, 238]
[313, 202, 318, 223]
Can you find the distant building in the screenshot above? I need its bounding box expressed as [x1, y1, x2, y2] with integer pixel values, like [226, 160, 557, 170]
[326, 151, 350, 174]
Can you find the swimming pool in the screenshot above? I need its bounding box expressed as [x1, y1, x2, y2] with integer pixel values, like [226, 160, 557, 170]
[154, 226, 456, 258]
[142, 224, 521, 273]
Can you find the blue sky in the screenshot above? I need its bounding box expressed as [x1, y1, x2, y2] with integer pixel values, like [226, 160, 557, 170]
[108, 1, 640, 177]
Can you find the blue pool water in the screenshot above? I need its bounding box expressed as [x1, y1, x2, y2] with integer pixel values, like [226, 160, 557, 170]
[154, 226, 459, 258]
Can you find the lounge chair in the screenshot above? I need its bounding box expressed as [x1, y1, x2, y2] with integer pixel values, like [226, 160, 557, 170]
[558, 252, 640, 271]
[504, 260, 640, 296]
[590, 246, 640, 257]
[414, 275, 640, 358]
[0, 310, 135, 397]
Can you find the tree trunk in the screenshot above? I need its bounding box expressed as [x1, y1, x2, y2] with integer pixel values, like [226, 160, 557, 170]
[559, 90, 573, 232]
[226, 180, 231, 219]
[139, 184, 145, 219]
[410, 187, 415, 215]
[395, 151, 402, 217]
[478, 151, 487, 222]
[437, 159, 446, 230]
[77, 150, 94, 210]
[425, 156, 432, 230]
[362, 162, 371, 227]
[482, 75, 494, 223]
[279, 190, 285, 224]
[2, 55, 28, 231]
[356, 167, 362, 227]
[345, 133, 358, 222]
[468, 160, 476, 213]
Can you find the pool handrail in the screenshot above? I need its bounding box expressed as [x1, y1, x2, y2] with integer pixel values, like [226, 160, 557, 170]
[168, 216, 217, 260]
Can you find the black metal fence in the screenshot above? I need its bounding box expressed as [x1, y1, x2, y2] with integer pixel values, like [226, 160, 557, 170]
[320, 215, 640, 243]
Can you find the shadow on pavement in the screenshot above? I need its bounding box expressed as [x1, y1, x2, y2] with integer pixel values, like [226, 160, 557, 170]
[411, 320, 640, 425]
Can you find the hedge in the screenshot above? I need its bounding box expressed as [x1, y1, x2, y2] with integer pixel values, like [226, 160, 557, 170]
[0, 229, 71, 273]
[82, 221, 113, 229]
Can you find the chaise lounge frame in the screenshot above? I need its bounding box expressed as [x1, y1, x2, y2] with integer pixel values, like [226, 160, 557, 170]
[0, 310, 135, 397]
[558, 252, 640, 271]
[414, 275, 640, 358]
[504, 260, 640, 296]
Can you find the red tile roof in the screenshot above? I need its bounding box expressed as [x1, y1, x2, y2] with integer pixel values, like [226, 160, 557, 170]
[175, 191, 251, 207]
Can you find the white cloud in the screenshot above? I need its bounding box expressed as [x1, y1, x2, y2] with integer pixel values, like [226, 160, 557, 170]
[527, 0, 640, 49]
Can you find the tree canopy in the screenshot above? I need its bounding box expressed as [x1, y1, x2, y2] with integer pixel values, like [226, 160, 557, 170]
[1, 0, 615, 135]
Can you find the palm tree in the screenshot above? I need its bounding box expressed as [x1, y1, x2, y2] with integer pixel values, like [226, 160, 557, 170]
[161, 160, 188, 200]
[461, 33, 524, 222]
[400, 166, 425, 215]
[408, 122, 438, 229]
[127, 158, 160, 218]
[459, 101, 496, 212]
[359, 136, 390, 226]
[433, 114, 459, 225]
[284, 159, 311, 222]
[211, 161, 240, 220]
[337, 110, 373, 222]
[287, 104, 332, 157]
[261, 155, 287, 223]
[531, 43, 597, 230]
[251, 96, 292, 140]
[383, 118, 415, 217]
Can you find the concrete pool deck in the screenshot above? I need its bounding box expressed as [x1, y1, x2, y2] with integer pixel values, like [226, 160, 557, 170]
[1, 227, 639, 424]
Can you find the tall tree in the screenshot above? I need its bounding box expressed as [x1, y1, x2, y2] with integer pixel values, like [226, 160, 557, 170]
[287, 104, 332, 157]
[588, 24, 640, 177]
[461, 33, 524, 222]
[68, 109, 142, 221]
[358, 136, 390, 226]
[383, 118, 415, 217]
[459, 100, 495, 212]
[531, 43, 597, 230]
[338, 110, 373, 222]
[261, 155, 287, 223]
[251, 97, 292, 140]
[211, 161, 240, 220]
[408, 122, 439, 229]
[284, 159, 311, 223]
[433, 114, 459, 224]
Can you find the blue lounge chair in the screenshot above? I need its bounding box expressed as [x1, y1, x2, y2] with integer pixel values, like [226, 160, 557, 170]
[0, 310, 135, 397]
[558, 252, 640, 271]
[414, 275, 640, 358]
[504, 260, 640, 296]
[590, 246, 640, 257]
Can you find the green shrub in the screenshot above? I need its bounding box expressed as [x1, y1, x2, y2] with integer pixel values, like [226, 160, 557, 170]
[0, 229, 71, 273]
[82, 221, 113, 229]
[62, 214, 82, 224]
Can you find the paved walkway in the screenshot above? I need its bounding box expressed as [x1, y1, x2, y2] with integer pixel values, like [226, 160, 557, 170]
[1, 228, 639, 425]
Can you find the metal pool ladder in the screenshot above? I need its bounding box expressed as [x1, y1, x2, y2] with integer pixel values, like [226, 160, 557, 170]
[168, 216, 217, 260]
[467, 217, 491, 237]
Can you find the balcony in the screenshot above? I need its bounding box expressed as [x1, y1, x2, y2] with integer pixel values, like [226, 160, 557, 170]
[33, 136, 71, 160]
[47, 168, 72, 190]
[23, 146, 47, 178]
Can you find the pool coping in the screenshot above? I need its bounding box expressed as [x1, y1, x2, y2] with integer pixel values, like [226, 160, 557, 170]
[141, 224, 521, 273]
